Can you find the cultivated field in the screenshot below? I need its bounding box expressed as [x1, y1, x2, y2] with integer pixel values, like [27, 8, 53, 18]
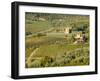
[25, 12, 89, 68]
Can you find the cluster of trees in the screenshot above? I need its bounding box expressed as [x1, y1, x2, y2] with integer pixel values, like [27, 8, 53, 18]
[72, 22, 89, 33]
[26, 48, 89, 68]
[26, 32, 32, 36]
[25, 12, 89, 28]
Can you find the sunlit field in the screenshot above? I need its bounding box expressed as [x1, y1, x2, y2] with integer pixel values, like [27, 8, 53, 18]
[25, 12, 90, 68]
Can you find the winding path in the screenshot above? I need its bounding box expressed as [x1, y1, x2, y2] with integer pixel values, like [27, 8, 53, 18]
[26, 48, 39, 64]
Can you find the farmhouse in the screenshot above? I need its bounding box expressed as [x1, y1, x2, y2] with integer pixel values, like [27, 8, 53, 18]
[64, 27, 72, 35]
[74, 33, 86, 44]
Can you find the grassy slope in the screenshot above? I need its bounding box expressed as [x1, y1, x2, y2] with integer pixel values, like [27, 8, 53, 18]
[25, 21, 51, 33]
[25, 13, 89, 68]
[25, 13, 89, 34]
[32, 44, 89, 57]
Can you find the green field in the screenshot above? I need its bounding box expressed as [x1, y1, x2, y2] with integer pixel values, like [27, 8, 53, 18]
[25, 12, 89, 68]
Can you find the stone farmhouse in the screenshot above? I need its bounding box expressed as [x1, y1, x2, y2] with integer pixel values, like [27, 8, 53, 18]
[74, 33, 86, 44]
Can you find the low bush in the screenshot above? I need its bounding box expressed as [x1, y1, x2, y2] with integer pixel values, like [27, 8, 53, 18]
[37, 33, 46, 37]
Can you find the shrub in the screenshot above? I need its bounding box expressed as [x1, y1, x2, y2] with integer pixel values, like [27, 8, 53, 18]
[37, 33, 46, 37]
[26, 32, 32, 35]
